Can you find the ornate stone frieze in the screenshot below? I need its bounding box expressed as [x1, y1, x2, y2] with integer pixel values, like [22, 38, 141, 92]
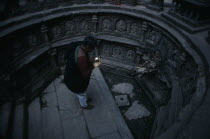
[27, 34, 39, 48]
[52, 25, 62, 39]
[80, 20, 90, 32]
[101, 44, 111, 57]
[65, 21, 76, 35]
[112, 46, 124, 58]
[116, 19, 127, 32]
[126, 50, 135, 60]
[130, 23, 139, 34]
[102, 18, 112, 31]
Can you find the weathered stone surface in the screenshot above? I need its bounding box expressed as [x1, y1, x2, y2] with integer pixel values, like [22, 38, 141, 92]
[28, 98, 41, 139]
[55, 83, 80, 111]
[12, 104, 24, 139]
[94, 68, 134, 139]
[124, 101, 150, 120]
[41, 107, 63, 139]
[41, 92, 58, 107]
[115, 95, 130, 107]
[83, 79, 118, 138]
[43, 81, 55, 93]
[60, 112, 89, 139]
[112, 83, 134, 97]
[97, 131, 121, 139]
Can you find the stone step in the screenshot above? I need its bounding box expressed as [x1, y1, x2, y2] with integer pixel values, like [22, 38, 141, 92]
[0, 102, 12, 138]
[41, 107, 63, 139]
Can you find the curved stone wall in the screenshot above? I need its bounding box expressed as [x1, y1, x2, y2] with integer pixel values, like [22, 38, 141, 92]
[0, 4, 209, 139]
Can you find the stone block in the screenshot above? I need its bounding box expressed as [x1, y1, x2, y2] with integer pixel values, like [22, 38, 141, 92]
[115, 95, 130, 107]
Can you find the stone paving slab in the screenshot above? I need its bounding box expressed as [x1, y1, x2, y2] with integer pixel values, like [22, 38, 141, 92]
[60, 112, 90, 139]
[97, 132, 122, 139]
[42, 91, 58, 107]
[94, 67, 134, 139]
[41, 107, 63, 139]
[43, 81, 56, 93]
[56, 83, 82, 113]
[83, 79, 117, 138]
[28, 98, 41, 139]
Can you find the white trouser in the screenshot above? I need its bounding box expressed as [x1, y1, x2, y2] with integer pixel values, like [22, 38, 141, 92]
[76, 92, 87, 107]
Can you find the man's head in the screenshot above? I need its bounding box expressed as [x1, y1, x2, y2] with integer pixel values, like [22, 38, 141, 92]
[82, 36, 97, 52]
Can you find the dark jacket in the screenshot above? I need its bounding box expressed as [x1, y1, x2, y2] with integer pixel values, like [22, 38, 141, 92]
[64, 42, 92, 93]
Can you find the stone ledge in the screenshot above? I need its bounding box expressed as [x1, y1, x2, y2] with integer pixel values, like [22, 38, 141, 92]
[94, 67, 134, 139]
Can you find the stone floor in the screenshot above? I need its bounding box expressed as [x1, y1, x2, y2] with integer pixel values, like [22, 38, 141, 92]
[27, 67, 133, 139]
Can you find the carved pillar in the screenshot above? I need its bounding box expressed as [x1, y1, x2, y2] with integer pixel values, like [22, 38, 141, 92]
[92, 15, 98, 33]
[40, 24, 49, 45]
[147, 0, 164, 11]
[141, 21, 149, 43]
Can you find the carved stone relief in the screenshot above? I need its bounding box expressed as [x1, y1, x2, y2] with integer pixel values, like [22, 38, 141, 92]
[116, 19, 126, 32]
[102, 18, 112, 31]
[28, 34, 38, 47]
[65, 21, 76, 34]
[112, 46, 124, 58]
[102, 44, 110, 57]
[130, 23, 139, 34]
[146, 30, 162, 46]
[12, 40, 25, 56]
[126, 50, 135, 60]
[52, 26, 62, 39]
[80, 20, 89, 32]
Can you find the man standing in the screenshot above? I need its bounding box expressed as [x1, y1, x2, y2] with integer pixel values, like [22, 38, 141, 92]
[64, 36, 101, 110]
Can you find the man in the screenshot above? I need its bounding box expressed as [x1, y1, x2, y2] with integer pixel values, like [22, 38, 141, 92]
[64, 36, 101, 110]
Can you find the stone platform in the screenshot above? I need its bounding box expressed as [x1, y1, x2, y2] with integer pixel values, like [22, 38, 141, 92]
[28, 67, 133, 139]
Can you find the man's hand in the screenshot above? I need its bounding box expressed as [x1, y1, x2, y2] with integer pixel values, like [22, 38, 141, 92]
[94, 61, 102, 67]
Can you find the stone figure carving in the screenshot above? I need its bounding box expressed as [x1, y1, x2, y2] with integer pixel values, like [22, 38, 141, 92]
[130, 23, 138, 34]
[80, 20, 89, 32]
[146, 30, 162, 45]
[116, 19, 126, 32]
[130, 50, 162, 77]
[102, 18, 111, 31]
[126, 50, 135, 60]
[102, 44, 110, 56]
[112, 46, 123, 58]
[65, 21, 76, 34]
[52, 26, 61, 39]
[28, 34, 38, 47]
[13, 40, 24, 56]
